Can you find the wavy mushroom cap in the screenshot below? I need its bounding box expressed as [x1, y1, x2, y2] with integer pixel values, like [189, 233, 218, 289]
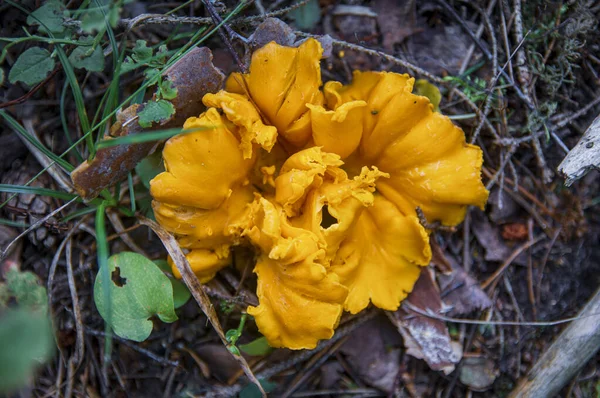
[150, 40, 489, 350]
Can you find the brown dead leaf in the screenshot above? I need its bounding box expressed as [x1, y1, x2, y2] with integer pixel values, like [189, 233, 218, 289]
[340, 315, 403, 392]
[138, 216, 265, 397]
[372, 0, 422, 51]
[459, 357, 498, 391]
[390, 268, 462, 375]
[248, 18, 297, 50]
[437, 256, 493, 316]
[430, 239, 452, 273]
[71, 47, 224, 200]
[471, 209, 527, 266]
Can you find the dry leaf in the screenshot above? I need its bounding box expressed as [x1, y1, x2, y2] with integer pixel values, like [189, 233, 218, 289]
[340, 315, 402, 392]
[437, 256, 492, 316]
[389, 268, 462, 375]
[471, 209, 527, 266]
[459, 357, 498, 391]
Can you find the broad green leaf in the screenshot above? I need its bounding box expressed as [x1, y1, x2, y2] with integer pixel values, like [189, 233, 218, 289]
[81, 9, 105, 34]
[0, 310, 54, 393]
[26, 0, 68, 34]
[414, 79, 442, 112]
[9, 47, 55, 86]
[1, 269, 48, 313]
[94, 252, 178, 342]
[289, 0, 321, 30]
[159, 79, 178, 100]
[68, 45, 105, 72]
[120, 56, 139, 74]
[154, 259, 191, 309]
[136, 150, 165, 189]
[138, 100, 175, 128]
[239, 336, 273, 357]
[155, 45, 169, 65]
[132, 40, 152, 63]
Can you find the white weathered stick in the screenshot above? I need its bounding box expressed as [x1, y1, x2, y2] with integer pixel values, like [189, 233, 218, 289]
[509, 288, 600, 398]
[558, 114, 600, 186]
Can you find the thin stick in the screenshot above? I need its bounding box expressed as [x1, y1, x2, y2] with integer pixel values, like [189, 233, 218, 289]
[66, 238, 85, 365]
[1, 197, 77, 260]
[481, 235, 545, 289]
[85, 329, 180, 367]
[22, 119, 74, 193]
[403, 301, 600, 327]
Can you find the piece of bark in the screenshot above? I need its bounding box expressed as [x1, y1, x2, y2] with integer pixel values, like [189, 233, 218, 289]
[558, 114, 600, 186]
[71, 47, 224, 199]
[510, 288, 600, 398]
[389, 268, 462, 374]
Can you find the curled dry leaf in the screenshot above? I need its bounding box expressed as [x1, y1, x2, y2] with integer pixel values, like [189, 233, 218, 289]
[459, 357, 498, 391]
[340, 315, 403, 392]
[389, 268, 462, 375]
[437, 256, 492, 316]
[245, 18, 333, 62]
[137, 216, 265, 397]
[71, 47, 225, 199]
[558, 114, 600, 186]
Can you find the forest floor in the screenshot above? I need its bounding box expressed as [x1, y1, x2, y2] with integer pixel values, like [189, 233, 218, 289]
[1, 0, 599, 397]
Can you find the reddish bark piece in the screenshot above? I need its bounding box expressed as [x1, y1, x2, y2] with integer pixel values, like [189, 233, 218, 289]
[71, 47, 225, 200]
[502, 222, 529, 241]
[389, 268, 461, 374]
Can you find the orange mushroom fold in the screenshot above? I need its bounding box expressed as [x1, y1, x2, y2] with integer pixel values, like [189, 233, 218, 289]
[149, 38, 489, 350]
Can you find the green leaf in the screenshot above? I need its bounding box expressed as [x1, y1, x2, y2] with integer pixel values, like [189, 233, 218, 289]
[239, 379, 277, 398]
[239, 337, 273, 357]
[8, 47, 55, 86]
[159, 79, 178, 100]
[81, 9, 105, 34]
[153, 260, 190, 309]
[136, 151, 165, 189]
[289, 0, 321, 30]
[132, 40, 153, 63]
[155, 45, 169, 65]
[0, 309, 54, 393]
[94, 252, 178, 342]
[1, 269, 48, 313]
[26, 0, 68, 34]
[138, 100, 175, 128]
[120, 56, 138, 74]
[68, 45, 105, 72]
[414, 79, 442, 112]
[0, 68, 4, 85]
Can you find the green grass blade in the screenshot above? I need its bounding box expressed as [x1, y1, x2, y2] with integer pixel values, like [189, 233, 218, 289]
[0, 184, 78, 201]
[0, 218, 29, 228]
[127, 173, 136, 213]
[95, 127, 200, 148]
[0, 110, 75, 172]
[6, 0, 95, 158]
[61, 206, 97, 222]
[95, 203, 113, 375]
[60, 80, 85, 163]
